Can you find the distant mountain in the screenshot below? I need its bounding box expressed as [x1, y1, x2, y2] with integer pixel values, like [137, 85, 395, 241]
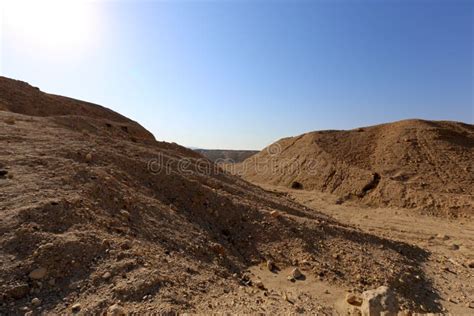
[195, 149, 259, 163]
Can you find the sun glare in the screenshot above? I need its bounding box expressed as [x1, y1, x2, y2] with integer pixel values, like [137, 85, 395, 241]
[4, 0, 99, 54]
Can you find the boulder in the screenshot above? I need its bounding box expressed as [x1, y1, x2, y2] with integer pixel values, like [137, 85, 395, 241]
[360, 286, 398, 316]
[108, 303, 125, 316]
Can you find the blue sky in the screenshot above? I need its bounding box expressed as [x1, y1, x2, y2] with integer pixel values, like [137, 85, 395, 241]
[2, 0, 473, 149]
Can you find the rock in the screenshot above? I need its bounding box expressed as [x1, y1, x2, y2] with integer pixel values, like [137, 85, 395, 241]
[119, 210, 130, 220]
[6, 283, 29, 299]
[120, 240, 131, 250]
[270, 210, 281, 218]
[102, 272, 112, 280]
[467, 301, 474, 309]
[448, 244, 460, 250]
[29, 267, 47, 280]
[360, 286, 398, 316]
[31, 298, 41, 306]
[108, 303, 125, 316]
[468, 260, 474, 268]
[287, 276, 295, 282]
[85, 152, 93, 162]
[266, 260, 274, 271]
[71, 303, 81, 313]
[210, 243, 225, 256]
[346, 293, 363, 306]
[291, 268, 302, 279]
[436, 234, 449, 240]
[254, 280, 265, 290]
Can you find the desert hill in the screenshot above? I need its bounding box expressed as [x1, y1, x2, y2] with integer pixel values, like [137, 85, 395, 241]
[195, 149, 259, 163]
[238, 119, 474, 216]
[0, 77, 444, 314]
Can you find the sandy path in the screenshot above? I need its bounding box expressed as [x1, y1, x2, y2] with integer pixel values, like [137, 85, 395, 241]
[259, 184, 474, 314]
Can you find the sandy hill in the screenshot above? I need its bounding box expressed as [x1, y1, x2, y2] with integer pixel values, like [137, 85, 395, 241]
[239, 120, 474, 216]
[195, 149, 259, 163]
[0, 77, 442, 314]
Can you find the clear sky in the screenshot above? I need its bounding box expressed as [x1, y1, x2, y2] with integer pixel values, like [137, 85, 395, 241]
[2, 0, 473, 149]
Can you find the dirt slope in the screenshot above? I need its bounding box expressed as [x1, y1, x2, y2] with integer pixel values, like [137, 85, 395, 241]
[239, 120, 474, 216]
[195, 149, 259, 163]
[0, 77, 443, 314]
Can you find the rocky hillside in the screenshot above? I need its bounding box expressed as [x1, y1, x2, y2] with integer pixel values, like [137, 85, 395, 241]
[0, 77, 441, 314]
[239, 119, 473, 216]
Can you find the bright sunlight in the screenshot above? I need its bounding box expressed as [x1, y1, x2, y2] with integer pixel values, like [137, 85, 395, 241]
[3, 0, 99, 54]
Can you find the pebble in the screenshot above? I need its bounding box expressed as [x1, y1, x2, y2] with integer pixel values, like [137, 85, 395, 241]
[467, 260, 474, 268]
[85, 152, 93, 162]
[29, 267, 47, 280]
[270, 210, 281, 218]
[436, 234, 449, 240]
[119, 210, 130, 219]
[254, 280, 265, 290]
[266, 260, 274, 271]
[102, 272, 112, 280]
[448, 244, 460, 250]
[31, 298, 41, 306]
[71, 303, 81, 313]
[291, 268, 302, 279]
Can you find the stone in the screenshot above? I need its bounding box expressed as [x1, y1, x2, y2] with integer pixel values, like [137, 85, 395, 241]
[31, 298, 41, 306]
[291, 267, 302, 279]
[85, 152, 93, 162]
[210, 243, 225, 256]
[254, 280, 265, 290]
[360, 286, 398, 316]
[102, 272, 112, 280]
[266, 260, 274, 271]
[436, 234, 449, 240]
[71, 303, 81, 313]
[108, 303, 125, 315]
[119, 210, 130, 219]
[29, 267, 47, 280]
[468, 261, 474, 268]
[270, 210, 281, 218]
[346, 293, 363, 306]
[448, 244, 460, 250]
